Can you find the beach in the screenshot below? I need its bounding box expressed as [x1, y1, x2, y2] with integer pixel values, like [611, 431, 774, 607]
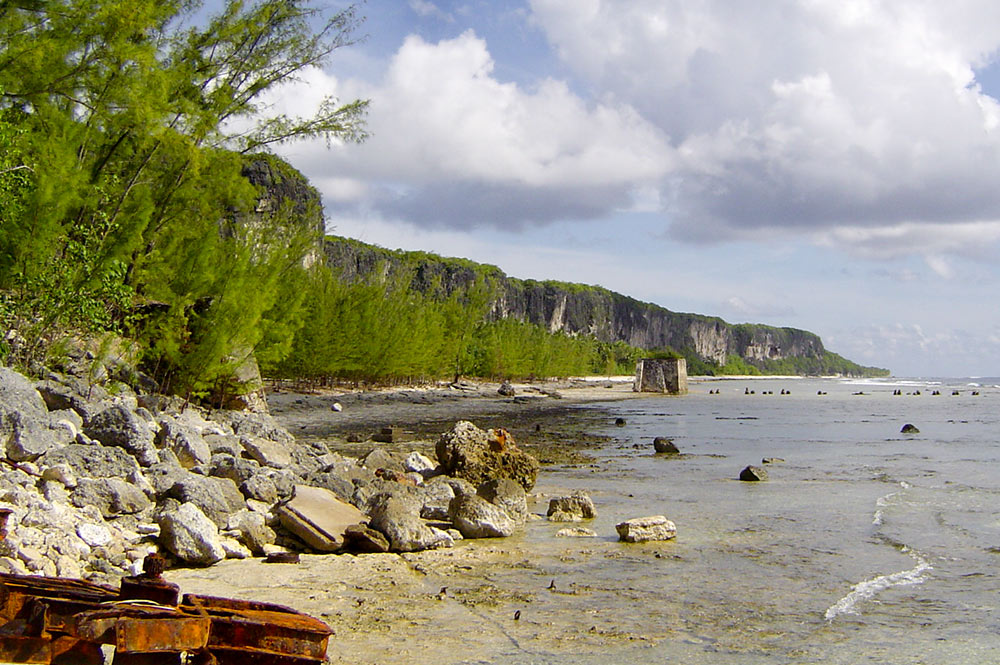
[166, 376, 1000, 664]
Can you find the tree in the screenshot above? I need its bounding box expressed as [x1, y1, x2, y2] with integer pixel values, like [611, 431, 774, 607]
[0, 1, 367, 392]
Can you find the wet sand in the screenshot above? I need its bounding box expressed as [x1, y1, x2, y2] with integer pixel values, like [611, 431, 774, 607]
[166, 379, 665, 665]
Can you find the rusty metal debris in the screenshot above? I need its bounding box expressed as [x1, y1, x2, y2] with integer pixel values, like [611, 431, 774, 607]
[0, 555, 332, 664]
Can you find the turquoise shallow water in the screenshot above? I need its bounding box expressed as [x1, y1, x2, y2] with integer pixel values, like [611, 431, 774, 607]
[513, 377, 1000, 664]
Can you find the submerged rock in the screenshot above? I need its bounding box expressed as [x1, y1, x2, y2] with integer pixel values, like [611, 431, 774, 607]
[900, 423, 920, 434]
[739, 465, 768, 482]
[652, 437, 679, 454]
[547, 491, 597, 522]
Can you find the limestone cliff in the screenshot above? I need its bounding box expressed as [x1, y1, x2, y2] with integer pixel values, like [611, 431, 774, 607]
[322, 235, 873, 374]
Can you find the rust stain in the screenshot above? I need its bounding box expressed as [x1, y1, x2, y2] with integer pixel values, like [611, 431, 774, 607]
[0, 556, 332, 664]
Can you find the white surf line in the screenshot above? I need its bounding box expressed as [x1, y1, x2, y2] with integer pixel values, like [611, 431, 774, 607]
[872, 481, 911, 526]
[824, 549, 932, 621]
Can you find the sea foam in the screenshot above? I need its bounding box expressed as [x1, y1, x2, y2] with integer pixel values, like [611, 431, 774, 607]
[824, 551, 932, 621]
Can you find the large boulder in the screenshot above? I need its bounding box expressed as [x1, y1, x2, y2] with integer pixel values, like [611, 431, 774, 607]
[84, 403, 157, 466]
[435, 421, 539, 491]
[477, 478, 528, 525]
[156, 417, 211, 469]
[40, 444, 142, 480]
[165, 475, 245, 528]
[276, 484, 364, 552]
[240, 436, 292, 469]
[448, 493, 517, 539]
[739, 465, 768, 482]
[157, 502, 226, 565]
[367, 494, 453, 552]
[4, 411, 71, 462]
[70, 478, 151, 518]
[0, 367, 48, 420]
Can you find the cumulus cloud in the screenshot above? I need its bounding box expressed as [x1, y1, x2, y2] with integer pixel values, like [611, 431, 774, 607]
[527, 0, 1000, 253]
[266, 1, 1000, 261]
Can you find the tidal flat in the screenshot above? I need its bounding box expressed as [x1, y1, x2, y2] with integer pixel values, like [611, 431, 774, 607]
[168, 377, 1000, 664]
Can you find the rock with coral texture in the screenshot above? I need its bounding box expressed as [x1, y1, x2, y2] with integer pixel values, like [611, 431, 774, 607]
[435, 421, 539, 491]
[368, 494, 453, 552]
[615, 515, 677, 543]
[84, 403, 157, 466]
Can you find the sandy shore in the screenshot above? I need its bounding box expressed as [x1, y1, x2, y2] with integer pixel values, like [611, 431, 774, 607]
[166, 379, 671, 664]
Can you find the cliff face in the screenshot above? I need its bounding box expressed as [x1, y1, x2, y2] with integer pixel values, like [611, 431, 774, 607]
[322, 236, 828, 368]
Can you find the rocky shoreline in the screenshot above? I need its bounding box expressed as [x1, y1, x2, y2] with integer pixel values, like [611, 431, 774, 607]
[1, 358, 680, 663]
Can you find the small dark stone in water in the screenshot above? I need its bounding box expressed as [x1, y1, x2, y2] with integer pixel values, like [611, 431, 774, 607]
[548, 580, 556, 590]
[513, 610, 521, 621]
[535, 423, 542, 432]
[761, 457, 784, 464]
[739, 465, 768, 482]
[901, 423, 920, 434]
[615, 418, 627, 427]
[653, 437, 680, 454]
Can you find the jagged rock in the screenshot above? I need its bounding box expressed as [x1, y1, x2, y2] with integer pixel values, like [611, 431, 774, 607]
[76, 523, 112, 548]
[241, 436, 292, 469]
[435, 421, 540, 491]
[497, 381, 516, 397]
[739, 465, 768, 482]
[71, 478, 151, 518]
[4, 411, 70, 462]
[226, 509, 276, 555]
[277, 484, 364, 552]
[0, 367, 48, 420]
[477, 478, 528, 525]
[359, 447, 404, 472]
[351, 479, 424, 516]
[419, 477, 461, 521]
[220, 537, 252, 559]
[165, 475, 245, 528]
[405, 451, 437, 477]
[156, 417, 211, 469]
[342, 524, 390, 554]
[547, 492, 597, 522]
[40, 444, 141, 479]
[616, 515, 677, 543]
[255, 467, 296, 501]
[143, 461, 189, 496]
[84, 403, 158, 466]
[301, 470, 354, 504]
[212, 410, 293, 445]
[239, 473, 279, 505]
[157, 502, 226, 565]
[203, 433, 243, 457]
[653, 437, 680, 454]
[448, 493, 517, 538]
[368, 494, 453, 552]
[208, 454, 261, 486]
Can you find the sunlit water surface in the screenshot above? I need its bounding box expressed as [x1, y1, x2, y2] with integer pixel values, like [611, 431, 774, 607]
[504, 377, 1000, 664]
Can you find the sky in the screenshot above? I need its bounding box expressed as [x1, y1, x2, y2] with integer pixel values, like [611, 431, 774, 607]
[245, 0, 1000, 378]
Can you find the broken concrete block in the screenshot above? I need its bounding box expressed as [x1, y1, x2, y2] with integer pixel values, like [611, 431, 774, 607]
[276, 484, 364, 552]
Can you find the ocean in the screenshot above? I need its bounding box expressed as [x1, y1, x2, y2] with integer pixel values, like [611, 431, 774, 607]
[511, 377, 1000, 664]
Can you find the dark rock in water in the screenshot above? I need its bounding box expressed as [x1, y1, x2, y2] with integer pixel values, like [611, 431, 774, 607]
[739, 465, 768, 482]
[435, 421, 539, 491]
[761, 457, 784, 464]
[901, 423, 920, 434]
[653, 437, 679, 454]
[497, 381, 516, 397]
[614, 418, 627, 427]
